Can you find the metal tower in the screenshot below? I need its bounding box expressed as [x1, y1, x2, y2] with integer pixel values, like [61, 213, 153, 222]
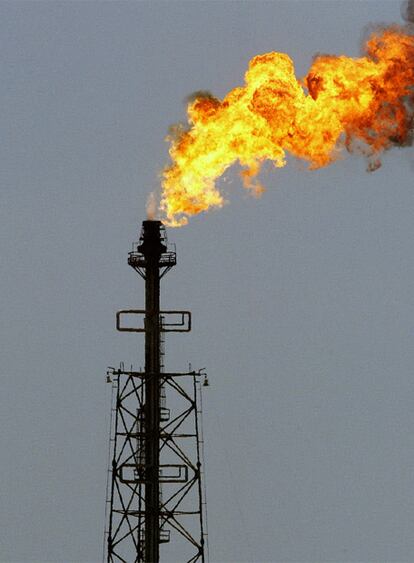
[105, 220, 207, 563]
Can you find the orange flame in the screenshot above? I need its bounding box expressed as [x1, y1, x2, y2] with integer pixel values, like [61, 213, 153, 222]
[160, 26, 414, 226]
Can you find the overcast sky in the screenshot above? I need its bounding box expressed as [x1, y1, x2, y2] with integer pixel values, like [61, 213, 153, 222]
[1, 1, 414, 562]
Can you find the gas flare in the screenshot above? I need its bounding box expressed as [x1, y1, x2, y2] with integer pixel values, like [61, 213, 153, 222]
[160, 26, 414, 226]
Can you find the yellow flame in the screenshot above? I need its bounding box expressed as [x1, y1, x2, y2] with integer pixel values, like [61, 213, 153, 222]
[160, 27, 414, 226]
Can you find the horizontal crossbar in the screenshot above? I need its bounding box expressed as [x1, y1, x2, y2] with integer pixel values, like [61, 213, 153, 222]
[116, 310, 191, 332]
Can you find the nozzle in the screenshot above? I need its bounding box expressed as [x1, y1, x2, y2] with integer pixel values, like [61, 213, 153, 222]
[138, 220, 167, 258]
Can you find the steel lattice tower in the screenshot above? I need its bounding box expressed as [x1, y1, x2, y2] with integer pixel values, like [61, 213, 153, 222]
[105, 220, 207, 563]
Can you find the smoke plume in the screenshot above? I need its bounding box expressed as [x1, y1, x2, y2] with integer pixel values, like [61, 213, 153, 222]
[402, 0, 414, 24]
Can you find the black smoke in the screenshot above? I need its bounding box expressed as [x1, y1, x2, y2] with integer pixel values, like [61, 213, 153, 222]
[401, 0, 414, 25]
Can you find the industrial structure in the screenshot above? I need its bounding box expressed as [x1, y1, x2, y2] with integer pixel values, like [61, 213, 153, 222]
[104, 220, 207, 563]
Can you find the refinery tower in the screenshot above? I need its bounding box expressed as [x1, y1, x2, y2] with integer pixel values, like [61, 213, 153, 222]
[104, 220, 208, 563]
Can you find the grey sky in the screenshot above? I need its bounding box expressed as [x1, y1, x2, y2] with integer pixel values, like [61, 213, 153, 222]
[1, 1, 414, 562]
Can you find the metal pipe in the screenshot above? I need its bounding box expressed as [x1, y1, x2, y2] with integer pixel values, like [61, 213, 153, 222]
[138, 220, 166, 563]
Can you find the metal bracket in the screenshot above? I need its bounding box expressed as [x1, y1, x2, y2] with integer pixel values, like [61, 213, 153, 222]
[160, 311, 191, 332]
[116, 310, 191, 333]
[119, 463, 189, 484]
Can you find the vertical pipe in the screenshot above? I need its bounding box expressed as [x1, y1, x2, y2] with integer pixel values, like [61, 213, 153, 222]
[145, 253, 160, 563]
[139, 221, 165, 563]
